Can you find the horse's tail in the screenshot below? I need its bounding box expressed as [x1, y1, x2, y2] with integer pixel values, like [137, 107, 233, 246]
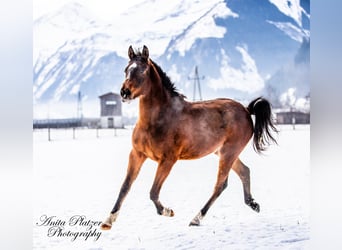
[247, 97, 278, 153]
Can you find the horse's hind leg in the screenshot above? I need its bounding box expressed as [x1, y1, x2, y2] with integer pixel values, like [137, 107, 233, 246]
[189, 151, 236, 226]
[232, 158, 260, 212]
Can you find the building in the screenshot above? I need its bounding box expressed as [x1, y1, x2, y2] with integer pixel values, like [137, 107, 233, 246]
[276, 111, 310, 124]
[99, 92, 123, 128]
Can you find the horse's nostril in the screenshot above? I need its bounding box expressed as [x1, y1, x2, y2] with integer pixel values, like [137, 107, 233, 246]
[121, 88, 131, 98]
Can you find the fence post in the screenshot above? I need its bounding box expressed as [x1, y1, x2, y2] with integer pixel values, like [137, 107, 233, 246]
[292, 116, 296, 130]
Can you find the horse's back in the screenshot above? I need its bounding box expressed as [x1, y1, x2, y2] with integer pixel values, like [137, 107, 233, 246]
[176, 98, 253, 159]
[184, 98, 252, 130]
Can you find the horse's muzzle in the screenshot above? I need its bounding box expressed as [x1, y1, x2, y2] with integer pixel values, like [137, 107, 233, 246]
[120, 88, 131, 102]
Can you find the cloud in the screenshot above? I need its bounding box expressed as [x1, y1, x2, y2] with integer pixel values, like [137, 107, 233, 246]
[295, 97, 310, 112]
[208, 46, 264, 93]
[167, 64, 181, 84]
[279, 87, 310, 112]
[280, 87, 297, 107]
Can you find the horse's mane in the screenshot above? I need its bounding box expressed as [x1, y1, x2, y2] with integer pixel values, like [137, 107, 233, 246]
[149, 59, 185, 98]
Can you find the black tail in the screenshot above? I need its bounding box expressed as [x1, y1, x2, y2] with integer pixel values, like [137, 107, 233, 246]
[247, 97, 278, 153]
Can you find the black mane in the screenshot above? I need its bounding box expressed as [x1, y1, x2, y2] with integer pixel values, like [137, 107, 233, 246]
[149, 59, 184, 98]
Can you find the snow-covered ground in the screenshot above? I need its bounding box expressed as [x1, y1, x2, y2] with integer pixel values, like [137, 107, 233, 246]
[33, 124, 310, 249]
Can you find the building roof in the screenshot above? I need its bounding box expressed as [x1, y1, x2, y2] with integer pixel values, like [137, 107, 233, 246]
[98, 92, 120, 99]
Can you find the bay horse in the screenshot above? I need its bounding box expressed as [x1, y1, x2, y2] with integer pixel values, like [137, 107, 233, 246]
[101, 45, 277, 229]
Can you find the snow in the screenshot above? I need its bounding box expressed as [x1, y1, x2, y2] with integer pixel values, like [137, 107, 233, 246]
[34, 0, 237, 60]
[267, 0, 310, 43]
[208, 46, 264, 93]
[268, 0, 304, 27]
[33, 0, 241, 105]
[165, 1, 238, 56]
[267, 21, 309, 43]
[33, 124, 310, 249]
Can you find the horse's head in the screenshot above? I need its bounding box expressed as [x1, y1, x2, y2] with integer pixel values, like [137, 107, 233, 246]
[120, 45, 151, 102]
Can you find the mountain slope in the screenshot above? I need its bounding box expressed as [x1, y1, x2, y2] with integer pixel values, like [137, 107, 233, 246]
[33, 0, 310, 118]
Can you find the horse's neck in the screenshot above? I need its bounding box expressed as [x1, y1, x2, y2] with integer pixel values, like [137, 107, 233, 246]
[137, 84, 170, 126]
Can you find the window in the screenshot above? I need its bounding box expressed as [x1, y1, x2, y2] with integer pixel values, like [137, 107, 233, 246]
[106, 100, 117, 105]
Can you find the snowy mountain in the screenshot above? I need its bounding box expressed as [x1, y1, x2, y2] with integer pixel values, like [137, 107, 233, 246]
[33, 0, 310, 118]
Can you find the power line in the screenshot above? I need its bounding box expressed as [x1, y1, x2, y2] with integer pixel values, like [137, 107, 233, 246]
[188, 66, 204, 101]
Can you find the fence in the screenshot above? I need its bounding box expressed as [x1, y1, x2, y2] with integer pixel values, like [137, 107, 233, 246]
[32, 127, 131, 141]
[33, 118, 101, 129]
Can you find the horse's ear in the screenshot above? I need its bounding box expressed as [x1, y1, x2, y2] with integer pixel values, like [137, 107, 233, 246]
[142, 45, 149, 61]
[128, 45, 135, 60]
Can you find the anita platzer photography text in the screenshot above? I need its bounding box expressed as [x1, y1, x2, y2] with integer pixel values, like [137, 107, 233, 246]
[36, 215, 102, 242]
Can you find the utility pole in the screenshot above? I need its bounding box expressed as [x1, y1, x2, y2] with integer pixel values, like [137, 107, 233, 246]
[188, 66, 204, 101]
[77, 91, 83, 126]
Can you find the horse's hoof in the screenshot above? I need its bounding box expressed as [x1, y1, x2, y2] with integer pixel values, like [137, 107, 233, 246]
[162, 207, 174, 217]
[189, 220, 200, 226]
[100, 223, 112, 230]
[252, 203, 260, 213]
[189, 212, 203, 226]
[247, 199, 260, 213]
[100, 212, 119, 230]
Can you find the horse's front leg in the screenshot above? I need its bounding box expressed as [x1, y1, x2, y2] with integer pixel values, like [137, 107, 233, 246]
[100, 149, 146, 230]
[150, 159, 176, 217]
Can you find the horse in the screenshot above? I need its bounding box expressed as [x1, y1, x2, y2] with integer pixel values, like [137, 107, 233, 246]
[100, 45, 278, 229]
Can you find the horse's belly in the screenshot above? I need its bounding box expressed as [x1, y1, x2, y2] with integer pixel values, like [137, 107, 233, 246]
[179, 149, 215, 160]
[178, 137, 223, 160]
